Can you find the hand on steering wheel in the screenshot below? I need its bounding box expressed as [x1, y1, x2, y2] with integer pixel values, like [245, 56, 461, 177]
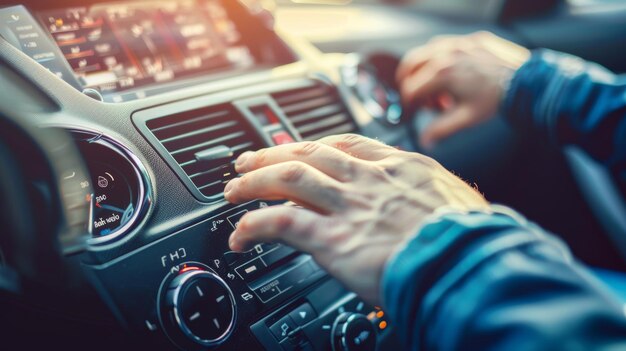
[396, 32, 530, 148]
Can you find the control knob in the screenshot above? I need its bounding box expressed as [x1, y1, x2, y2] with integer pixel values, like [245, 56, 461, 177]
[163, 268, 236, 347]
[331, 312, 377, 351]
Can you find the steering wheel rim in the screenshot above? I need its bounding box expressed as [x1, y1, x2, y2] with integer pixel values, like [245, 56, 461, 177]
[0, 113, 90, 290]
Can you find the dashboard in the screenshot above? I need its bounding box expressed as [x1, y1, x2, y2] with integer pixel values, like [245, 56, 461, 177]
[3, 0, 625, 349]
[0, 0, 404, 350]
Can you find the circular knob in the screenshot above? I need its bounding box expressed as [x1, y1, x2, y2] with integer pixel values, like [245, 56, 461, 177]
[164, 269, 236, 347]
[331, 312, 377, 351]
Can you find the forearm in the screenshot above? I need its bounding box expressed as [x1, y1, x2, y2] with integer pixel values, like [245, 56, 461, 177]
[503, 50, 626, 185]
[383, 208, 626, 350]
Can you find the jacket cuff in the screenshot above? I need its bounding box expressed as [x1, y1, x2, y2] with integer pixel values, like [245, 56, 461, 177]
[381, 206, 566, 349]
[502, 49, 588, 142]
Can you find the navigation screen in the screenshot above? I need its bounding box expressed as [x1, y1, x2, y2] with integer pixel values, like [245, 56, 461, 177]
[37, 0, 254, 94]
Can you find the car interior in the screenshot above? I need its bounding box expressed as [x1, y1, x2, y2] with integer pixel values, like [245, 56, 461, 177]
[0, 0, 625, 350]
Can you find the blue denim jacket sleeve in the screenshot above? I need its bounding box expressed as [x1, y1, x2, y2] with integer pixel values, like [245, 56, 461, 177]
[382, 208, 626, 351]
[503, 49, 626, 191]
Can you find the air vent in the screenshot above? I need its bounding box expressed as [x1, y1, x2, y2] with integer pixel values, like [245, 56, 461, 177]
[273, 82, 357, 141]
[144, 104, 264, 201]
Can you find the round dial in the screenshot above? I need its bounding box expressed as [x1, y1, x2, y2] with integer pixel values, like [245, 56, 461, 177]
[331, 312, 378, 351]
[60, 131, 150, 244]
[164, 268, 237, 347]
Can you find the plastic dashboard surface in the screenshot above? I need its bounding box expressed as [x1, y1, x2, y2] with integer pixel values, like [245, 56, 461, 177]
[0, 1, 399, 350]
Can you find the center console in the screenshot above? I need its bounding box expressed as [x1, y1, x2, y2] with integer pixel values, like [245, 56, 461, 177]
[81, 78, 393, 350]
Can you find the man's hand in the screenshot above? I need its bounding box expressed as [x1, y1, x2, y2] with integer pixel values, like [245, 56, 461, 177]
[224, 134, 488, 305]
[397, 31, 530, 148]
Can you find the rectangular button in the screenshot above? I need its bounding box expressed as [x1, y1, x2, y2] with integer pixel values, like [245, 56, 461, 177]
[223, 251, 245, 266]
[260, 244, 297, 267]
[271, 131, 295, 145]
[235, 257, 267, 281]
[289, 303, 316, 326]
[251, 256, 320, 303]
[269, 315, 297, 341]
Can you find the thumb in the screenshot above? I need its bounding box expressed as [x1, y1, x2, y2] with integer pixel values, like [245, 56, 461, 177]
[420, 104, 481, 149]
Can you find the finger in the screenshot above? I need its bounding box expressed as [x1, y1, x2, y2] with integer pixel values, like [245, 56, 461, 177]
[224, 161, 345, 213]
[396, 46, 432, 85]
[317, 134, 397, 161]
[399, 60, 450, 108]
[234, 141, 364, 182]
[395, 35, 458, 83]
[229, 206, 329, 253]
[420, 104, 480, 149]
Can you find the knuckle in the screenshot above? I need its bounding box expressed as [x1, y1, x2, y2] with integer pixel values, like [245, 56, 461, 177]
[406, 153, 440, 169]
[238, 174, 250, 189]
[252, 148, 268, 167]
[280, 162, 307, 184]
[340, 160, 358, 181]
[340, 133, 362, 144]
[333, 134, 364, 150]
[434, 64, 454, 78]
[366, 164, 390, 182]
[293, 141, 321, 157]
[384, 165, 400, 177]
[274, 212, 295, 233]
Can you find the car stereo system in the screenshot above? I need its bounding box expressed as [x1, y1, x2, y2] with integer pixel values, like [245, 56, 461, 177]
[86, 199, 391, 351]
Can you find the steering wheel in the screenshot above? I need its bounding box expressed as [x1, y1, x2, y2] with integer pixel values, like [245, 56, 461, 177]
[0, 113, 90, 293]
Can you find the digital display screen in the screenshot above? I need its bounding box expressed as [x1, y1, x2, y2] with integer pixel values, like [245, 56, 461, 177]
[37, 0, 254, 94]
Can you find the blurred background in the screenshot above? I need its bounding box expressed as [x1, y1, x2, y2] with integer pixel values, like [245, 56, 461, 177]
[264, 0, 626, 275]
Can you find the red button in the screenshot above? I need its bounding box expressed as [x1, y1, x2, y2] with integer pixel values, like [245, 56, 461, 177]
[271, 131, 295, 145]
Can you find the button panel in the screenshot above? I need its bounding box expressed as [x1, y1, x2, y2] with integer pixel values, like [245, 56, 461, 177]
[250, 280, 394, 351]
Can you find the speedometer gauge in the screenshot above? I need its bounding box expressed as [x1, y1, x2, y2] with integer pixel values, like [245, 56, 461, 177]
[66, 131, 151, 245]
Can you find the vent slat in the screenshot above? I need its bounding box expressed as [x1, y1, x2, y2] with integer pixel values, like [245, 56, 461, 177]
[197, 179, 224, 191]
[295, 114, 352, 134]
[149, 109, 229, 133]
[189, 164, 230, 180]
[273, 82, 356, 141]
[160, 120, 238, 144]
[289, 105, 344, 125]
[273, 86, 328, 105]
[170, 131, 245, 157]
[281, 95, 338, 115]
[301, 123, 356, 141]
[144, 104, 264, 201]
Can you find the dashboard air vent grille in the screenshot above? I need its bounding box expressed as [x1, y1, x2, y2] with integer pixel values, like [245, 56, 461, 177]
[273, 82, 356, 141]
[145, 104, 264, 201]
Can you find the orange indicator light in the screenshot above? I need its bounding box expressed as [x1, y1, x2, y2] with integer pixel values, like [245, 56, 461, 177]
[179, 266, 200, 274]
